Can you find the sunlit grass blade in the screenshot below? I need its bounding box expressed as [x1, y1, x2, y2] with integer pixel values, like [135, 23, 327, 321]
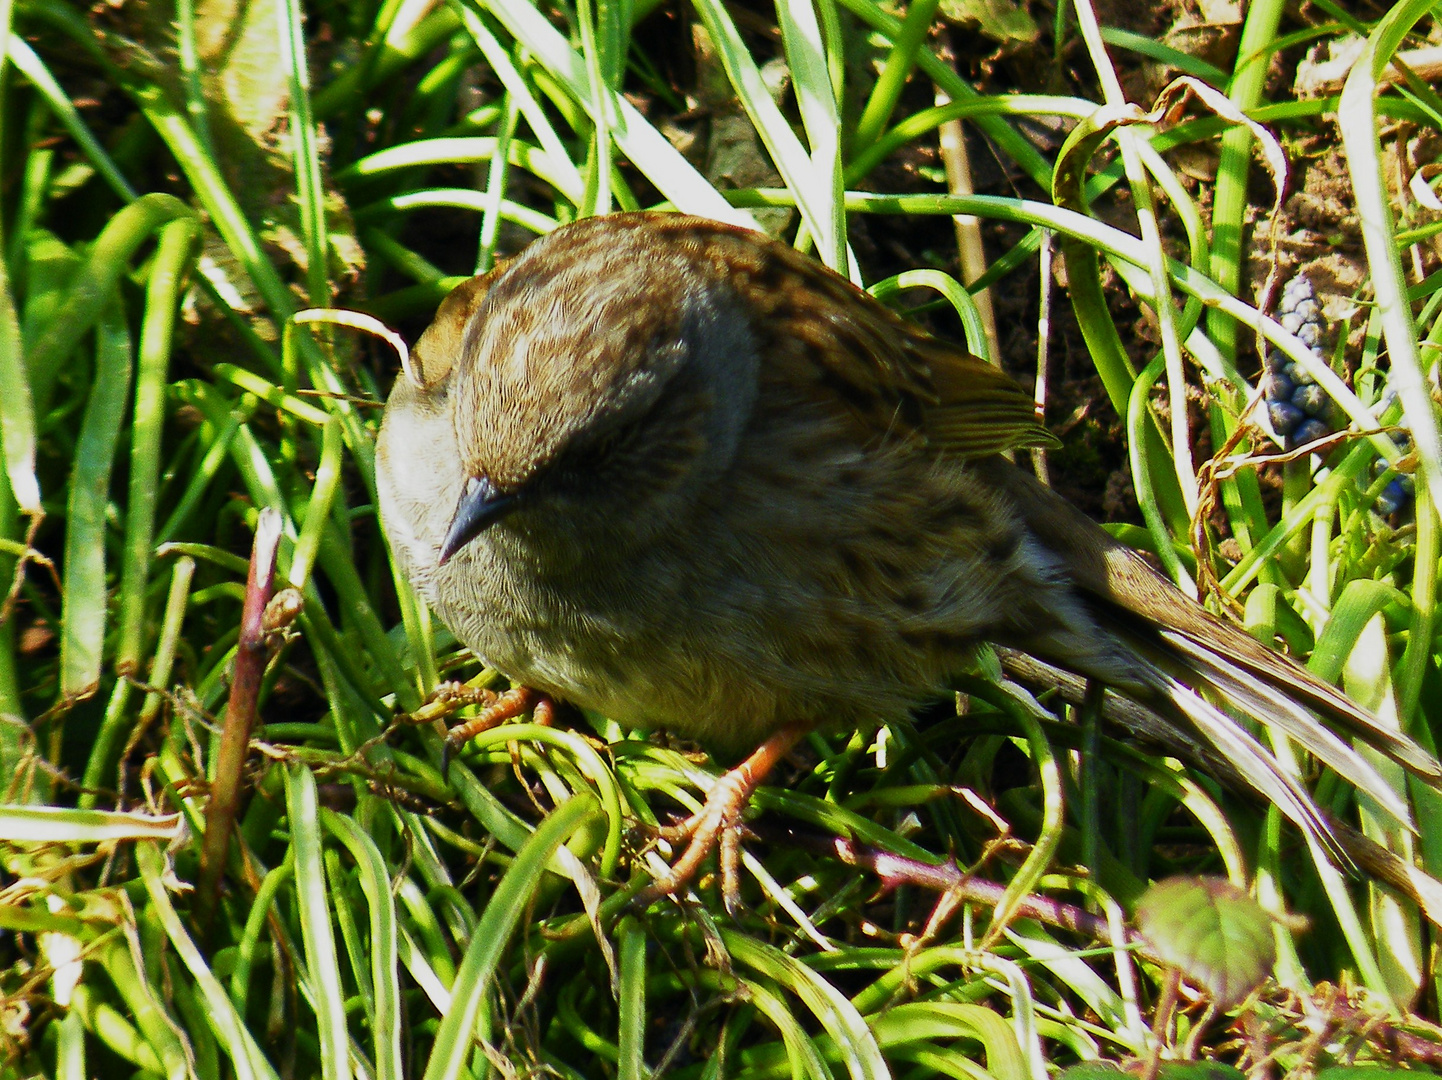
[477, 0, 755, 226]
[285, 765, 352, 1080]
[420, 794, 601, 1080]
[1339, 0, 1442, 541]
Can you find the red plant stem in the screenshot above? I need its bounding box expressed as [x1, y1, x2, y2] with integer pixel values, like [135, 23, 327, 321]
[197, 508, 281, 930]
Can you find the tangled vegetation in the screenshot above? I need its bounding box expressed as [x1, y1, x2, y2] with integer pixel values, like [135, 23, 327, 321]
[1, 0, 1441, 1075]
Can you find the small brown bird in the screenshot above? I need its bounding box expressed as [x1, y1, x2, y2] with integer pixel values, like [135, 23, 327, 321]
[376, 212, 1436, 902]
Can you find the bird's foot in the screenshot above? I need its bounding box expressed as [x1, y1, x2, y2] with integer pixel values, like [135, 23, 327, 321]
[635, 724, 808, 913]
[444, 685, 552, 745]
[401, 680, 498, 731]
[639, 768, 756, 913]
[438, 685, 553, 774]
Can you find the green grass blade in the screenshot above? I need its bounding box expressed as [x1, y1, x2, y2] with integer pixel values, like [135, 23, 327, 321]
[776, 0, 846, 270]
[324, 811, 404, 1080]
[136, 842, 283, 1080]
[616, 916, 648, 1080]
[277, 0, 329, 307]
[725, 933, 888, 1080]
[477, 0, 755, 225]
[8, 37, 136, 202]
[1203, 0, 1283, 363]
[689, 0, 843, 268]
[285, 764, 353, 1080]
[1339, 0, 1442, 541]
[0, 805, 179, 841]
[25, 195, 196, 408]
[420, 794, 601, 1080]
[116, 217, 202, 672]
[59, 294, 131, 701]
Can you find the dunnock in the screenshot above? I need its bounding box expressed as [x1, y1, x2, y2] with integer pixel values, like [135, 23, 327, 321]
[377, 212, 1437, 903]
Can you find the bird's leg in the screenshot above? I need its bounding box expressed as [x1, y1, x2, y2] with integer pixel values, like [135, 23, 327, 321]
[638, 724, 809, 911]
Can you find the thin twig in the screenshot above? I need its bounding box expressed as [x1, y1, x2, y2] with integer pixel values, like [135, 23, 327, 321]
[762, 821, 1148, 950]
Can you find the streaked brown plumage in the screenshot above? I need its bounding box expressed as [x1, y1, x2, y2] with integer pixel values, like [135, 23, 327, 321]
[376, 212, 1438, 900]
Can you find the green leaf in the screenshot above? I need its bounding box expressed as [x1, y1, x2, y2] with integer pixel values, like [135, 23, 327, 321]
[1134, 876, 1276, 1009]
[938, 0, 1037, 44]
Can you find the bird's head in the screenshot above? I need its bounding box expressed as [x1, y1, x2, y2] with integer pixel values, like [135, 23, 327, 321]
[437, 215, 760, 565]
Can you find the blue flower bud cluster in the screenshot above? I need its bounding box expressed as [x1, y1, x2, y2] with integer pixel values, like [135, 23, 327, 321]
[1371, 392, 1415, 517]
[1263, 274, 1332, 450]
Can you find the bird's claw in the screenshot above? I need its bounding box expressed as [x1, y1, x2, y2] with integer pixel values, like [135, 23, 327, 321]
[634, 766, 762, 914]
[633, 724, 809, 912]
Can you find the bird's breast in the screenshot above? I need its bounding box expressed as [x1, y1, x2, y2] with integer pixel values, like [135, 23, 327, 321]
[423, 532, 744, 733]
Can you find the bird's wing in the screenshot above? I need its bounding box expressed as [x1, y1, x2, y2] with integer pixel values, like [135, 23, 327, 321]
[671, 217, 1056, 458]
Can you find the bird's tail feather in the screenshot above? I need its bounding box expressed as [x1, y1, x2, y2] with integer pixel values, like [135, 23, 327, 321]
[1156, 628, 1415, 831]
[1151, 605, 1442, 780]
[990, 457, 1437, 878]
[998, 647, 1442, 925]
[1142, 661, 1351, 867]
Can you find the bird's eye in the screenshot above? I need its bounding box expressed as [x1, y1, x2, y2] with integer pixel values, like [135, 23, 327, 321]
[585, 423, 634, 464]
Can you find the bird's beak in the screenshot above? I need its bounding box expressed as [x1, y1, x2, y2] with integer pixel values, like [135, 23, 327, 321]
[439, 476, 519, 564]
